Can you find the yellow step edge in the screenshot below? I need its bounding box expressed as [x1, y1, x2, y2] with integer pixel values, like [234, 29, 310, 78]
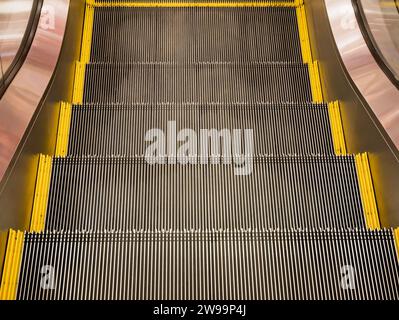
[296, 3, 312, 63]
[355, 153, 381, 230]
[394, 228, 399, 262]
[72, 61, 86, 104]
[308, 60, 323, 103]
[30, 154, 53, 232]
[328, 101, 347, 155]
[81, 3, 95, 63]
[55, 102, 72, 157]
[0, 230, 24, 300]
[93, 2, 298, 8]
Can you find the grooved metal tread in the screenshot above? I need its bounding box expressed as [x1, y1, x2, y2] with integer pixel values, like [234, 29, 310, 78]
[15, 0, 397, 302]
[83, 62, 312, 103]
[17, 229, 399, 300]
[91, 7, 301, 63]
[96, 0, 296, 3]
[45, 155, 365, 231]
[68, 103, 334, 156]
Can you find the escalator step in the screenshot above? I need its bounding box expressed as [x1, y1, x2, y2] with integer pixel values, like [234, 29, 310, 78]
[68, 103, 334, 156]
[96, 0, 296, 3]
[83, 62, 312, 103]
[45, 156, 365, 230]
[17, 229, 399, 300]
[91, 7, 301, 63]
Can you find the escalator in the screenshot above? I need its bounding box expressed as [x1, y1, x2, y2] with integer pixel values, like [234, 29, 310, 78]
[0, 0, 399, 300]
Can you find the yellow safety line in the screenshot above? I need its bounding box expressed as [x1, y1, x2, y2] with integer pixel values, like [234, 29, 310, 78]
[295, 1, 324, 104]
[328, 101, 347, 155]
[308, 60, 323, 103]
[72, 61, 86, 104]
[355, 153, 380, 230]
[72, 1, 94, 104]
[94, 2, 297, 7]
[30, 154, 53, 232]
[296, 3, 312, 63]
[0, 230, 24, 300]
[81, 3, 95, 63]
[55, 102, 72, 157]
[394, 228, 399, 262]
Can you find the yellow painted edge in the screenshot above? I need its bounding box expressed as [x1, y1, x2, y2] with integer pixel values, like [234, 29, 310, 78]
[30, 154, 53, 232]
[0, 230, 24, 300]
[328, 101, 347, 155]
[40, 156, 53, 231]
[295, 3, 324, 103]
[0, 230, 15, 299]
[94, 2, 297, 7]
[313, 61, 323, 102]
[55, 102, 65, 156]
[362, 153, 381, 230]
[81, 4, 95, 63]
[296, 4, 312, 63]
[72, 61, 86, 104]
[355, 153, 380, 230]
[55, 102, 72, 157]
[356, 154, 373, 229]
[394, 228, 399, 262]
[334, 101, 347, 155]
[308, 60, 323, 103]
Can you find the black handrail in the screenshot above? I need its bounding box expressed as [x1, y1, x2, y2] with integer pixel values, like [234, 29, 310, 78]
[352, 0, 399, 90]
[0, 56, 5, 88]
[0, 0, 44, 98]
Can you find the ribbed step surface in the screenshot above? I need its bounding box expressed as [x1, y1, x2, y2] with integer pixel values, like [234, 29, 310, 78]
[45, 156, 365, 231]
[91, 7, 301, 63]
[68, 103, 334, 156]
[16, 0, 396, 302]
[97, 0, 296, 3]
[83, 62, 312, 103]
[17, 230, 399, 300]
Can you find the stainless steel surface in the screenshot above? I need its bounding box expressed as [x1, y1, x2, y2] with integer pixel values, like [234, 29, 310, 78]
[325, 0, 399, 150]
[17, 229, 399, 300]
[68, 103, 335, 155]
[306, 0, 399, 226]
[0, 0, 69, 182]
[0, 0, 34, 78]
[0, 0, 84, 232]
[44, 156, 365, 231]
[360, 0, 399, 80]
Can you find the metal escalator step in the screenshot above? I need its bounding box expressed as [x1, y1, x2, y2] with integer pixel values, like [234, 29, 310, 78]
[17, 229, 399, 300]
[68, 103, 334, 156]
[91, 7, 301, 63]
[83, 62, 312, 103]
[45, 156, 365, 231]
[96, 0, 296, 4]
